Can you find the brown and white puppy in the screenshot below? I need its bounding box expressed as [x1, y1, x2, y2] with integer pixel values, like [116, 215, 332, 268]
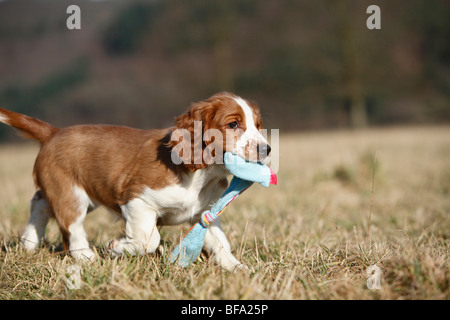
[0, 92, 270, 270]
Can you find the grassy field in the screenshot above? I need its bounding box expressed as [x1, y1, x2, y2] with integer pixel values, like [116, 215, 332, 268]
[0, 126, 449, 300]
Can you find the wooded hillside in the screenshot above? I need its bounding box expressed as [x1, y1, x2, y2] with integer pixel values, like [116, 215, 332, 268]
[0, 0, 448, 140]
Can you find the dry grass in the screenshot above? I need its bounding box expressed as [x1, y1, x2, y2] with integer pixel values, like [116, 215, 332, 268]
[0, 126, 449, 300]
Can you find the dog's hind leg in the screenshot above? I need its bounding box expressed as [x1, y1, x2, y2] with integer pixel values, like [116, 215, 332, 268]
[20, 190, 52, 251]
[44, 183, 96, 262]
[63, 185, 97, 261]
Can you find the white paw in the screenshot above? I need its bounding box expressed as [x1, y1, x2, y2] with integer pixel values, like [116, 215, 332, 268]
[107, 239, 125, 256]
[20, 236, 39, 251]
[70, 248, 96, 262]
[106, 239, 141, 256]
[107, 235, 160, 257]
[20, 226, 41, 251]
[214, 252, 246, 271]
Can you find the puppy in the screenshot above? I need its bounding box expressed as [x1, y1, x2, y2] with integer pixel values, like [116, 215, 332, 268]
[0, 92, 270, 270]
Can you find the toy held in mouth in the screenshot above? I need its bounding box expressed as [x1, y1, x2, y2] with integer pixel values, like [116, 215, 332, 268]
[169, 152, 277, 267]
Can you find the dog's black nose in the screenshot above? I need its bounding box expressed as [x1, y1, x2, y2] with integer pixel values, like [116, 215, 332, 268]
[257, 143, 271, 158]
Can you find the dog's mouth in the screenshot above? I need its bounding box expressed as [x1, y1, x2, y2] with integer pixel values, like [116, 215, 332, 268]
[232, 146, 271, 165]
[224, 151, 272, 169]
[223, 152, 277, 186]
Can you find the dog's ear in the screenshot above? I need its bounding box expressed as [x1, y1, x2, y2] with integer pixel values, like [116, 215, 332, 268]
[168, 99, 218, 171]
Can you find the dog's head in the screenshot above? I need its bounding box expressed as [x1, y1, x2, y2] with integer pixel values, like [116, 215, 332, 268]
[169, 92, 271, 171]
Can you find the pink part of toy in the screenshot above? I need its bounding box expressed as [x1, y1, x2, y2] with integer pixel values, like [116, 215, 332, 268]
[269, 167, 277, 185]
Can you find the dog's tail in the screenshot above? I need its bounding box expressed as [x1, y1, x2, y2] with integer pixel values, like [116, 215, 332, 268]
[0, 107, 58, 145]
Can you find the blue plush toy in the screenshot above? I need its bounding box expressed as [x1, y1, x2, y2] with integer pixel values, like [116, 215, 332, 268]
[169, 152, 277, 267]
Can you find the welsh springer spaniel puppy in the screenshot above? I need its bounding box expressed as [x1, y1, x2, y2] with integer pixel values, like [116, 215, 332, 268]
[0, 92, 271, 270]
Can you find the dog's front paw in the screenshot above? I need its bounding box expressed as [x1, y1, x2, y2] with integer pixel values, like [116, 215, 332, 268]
[106, 238, 156, 257]
[70, 248, 96, 262]
[214, 252, 247, 272]
[107, 239, 125, 256]
[230, 262, 249, 273]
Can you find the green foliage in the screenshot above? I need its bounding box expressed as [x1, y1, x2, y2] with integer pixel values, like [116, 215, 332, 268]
[102, 2, 164, 55]
[164, 0, 256, 53]
[0, 57, 90, 139]
[1, 0, 450, 137]
[0, 57, 89, 115]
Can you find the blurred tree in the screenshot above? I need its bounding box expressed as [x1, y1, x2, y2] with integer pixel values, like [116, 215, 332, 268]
[0, 57, 90, 139]
[0, 0, 449, 141]
[0, 57, 89, 116]
[410, 1, 450, 94]
[164, 0, 239, 91]
[207, 1, 235, 91]
[331, 0, 368, 128]
[102, 2, 164, 55]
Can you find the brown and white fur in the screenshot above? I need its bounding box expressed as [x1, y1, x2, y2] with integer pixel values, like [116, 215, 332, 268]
[0, 92, 270, 271]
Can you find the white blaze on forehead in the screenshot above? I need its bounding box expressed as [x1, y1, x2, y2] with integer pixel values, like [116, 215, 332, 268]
[233, 97, 268, 144]
[233, 97, 257, 132]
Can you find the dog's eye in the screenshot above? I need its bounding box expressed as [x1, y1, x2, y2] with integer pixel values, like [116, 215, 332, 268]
[227, 121, 239, 129]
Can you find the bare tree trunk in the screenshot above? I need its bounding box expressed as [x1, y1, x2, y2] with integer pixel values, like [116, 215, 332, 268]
[213, 37, 234, 91]
[332, 0, 368, 128]
[207, 2, 234, 91]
